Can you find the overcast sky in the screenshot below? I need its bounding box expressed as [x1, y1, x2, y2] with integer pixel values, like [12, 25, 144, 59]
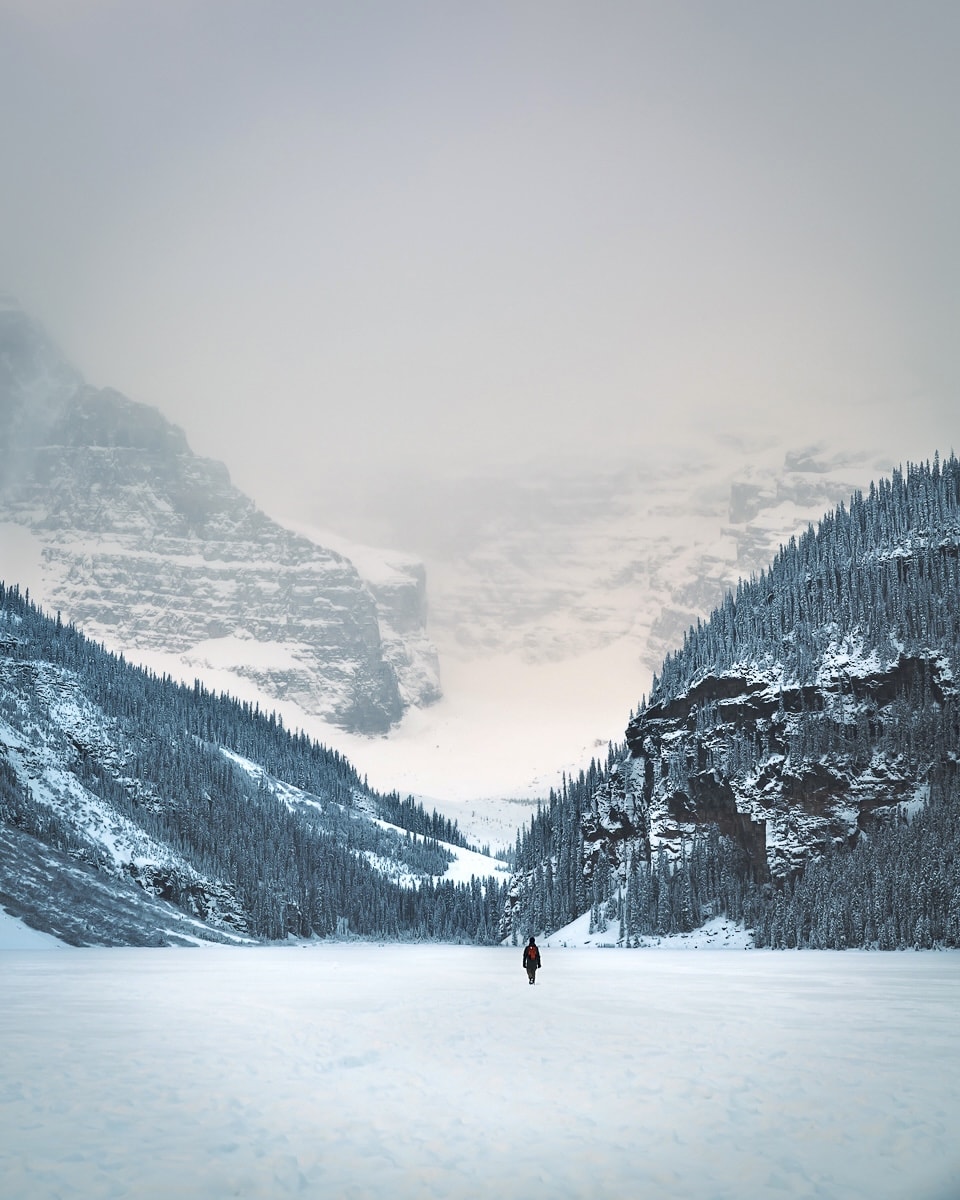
[2, 1, 958, 523]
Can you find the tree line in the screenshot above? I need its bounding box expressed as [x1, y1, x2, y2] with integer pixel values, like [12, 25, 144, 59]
[0, 582, 507, 942]
[507, 455, 960, 949]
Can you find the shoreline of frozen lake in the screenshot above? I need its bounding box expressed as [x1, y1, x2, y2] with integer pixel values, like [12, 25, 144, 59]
[1, 944, 958, 1200]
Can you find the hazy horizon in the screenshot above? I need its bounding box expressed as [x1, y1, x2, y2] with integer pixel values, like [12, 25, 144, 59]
[3, 2, 959, 802]
[1, 1, 958, 536]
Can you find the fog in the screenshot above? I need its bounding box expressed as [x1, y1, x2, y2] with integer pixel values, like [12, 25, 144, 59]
[1, 1, 958, 532]
[2, 3, 959, 799]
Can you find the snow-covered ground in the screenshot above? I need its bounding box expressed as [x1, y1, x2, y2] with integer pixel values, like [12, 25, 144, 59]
[544, 910, 754, 950]
[0, 907, 65, 949]
[1, 943, 958, 1200]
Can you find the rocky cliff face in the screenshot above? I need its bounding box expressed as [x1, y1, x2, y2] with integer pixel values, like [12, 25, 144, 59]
[582, 458, 960, 886]
[583, 643, 954, 884]
[0, 305, 439, 733]
[359, 557, 440, 709]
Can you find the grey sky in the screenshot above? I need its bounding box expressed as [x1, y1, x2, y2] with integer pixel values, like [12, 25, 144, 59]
[2, 1, 958, 522]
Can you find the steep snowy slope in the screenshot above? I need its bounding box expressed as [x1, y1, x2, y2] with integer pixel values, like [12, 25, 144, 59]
[584, 456, 960, 882]
[0, 303, 439, 734]
[0, 586, 505, 945]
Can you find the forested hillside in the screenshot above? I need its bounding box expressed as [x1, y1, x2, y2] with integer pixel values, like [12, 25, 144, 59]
[507, 455, 960, 948]
[7, 453, 960, 950]
[0, 583, 506, 944]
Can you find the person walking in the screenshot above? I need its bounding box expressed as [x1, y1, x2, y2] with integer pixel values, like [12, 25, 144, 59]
[522, 936, 541, 985]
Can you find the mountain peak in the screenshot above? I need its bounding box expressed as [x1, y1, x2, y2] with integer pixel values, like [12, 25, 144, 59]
[0, 306, 440, 734]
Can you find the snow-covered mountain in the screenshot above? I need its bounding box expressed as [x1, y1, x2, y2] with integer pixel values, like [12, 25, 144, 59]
[503, 456, 960, 951]
[361, 444, 893, 673]
[2, 301, 897, 805]
[0, 584, 507, 944]
[584, 457, 960, 884]
[292, 442, 893, 807]
[0, 303, 440, 734]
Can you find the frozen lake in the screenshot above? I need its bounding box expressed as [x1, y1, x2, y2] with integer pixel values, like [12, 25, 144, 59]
[1, 943, 959, 1200]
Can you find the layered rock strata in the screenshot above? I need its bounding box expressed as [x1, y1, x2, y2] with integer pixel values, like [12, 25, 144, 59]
[0, 306, 438, 733]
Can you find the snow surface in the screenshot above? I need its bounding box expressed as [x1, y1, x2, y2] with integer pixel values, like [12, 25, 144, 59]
[0, 520, 44, 592]
[0, 907, 65, 949]
[544, 911, 754, 950]
[1, 944, 958, 1200]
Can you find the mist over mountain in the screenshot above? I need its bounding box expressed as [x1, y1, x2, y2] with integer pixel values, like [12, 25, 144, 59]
[0, 303, 440, 735]
[286, 441, 896, 808]
[3, 301, 957, 949]
[335, 445, 892, 671]
[5, 454, 960, 950]
[506, 455, 960, 950]
[1, 300, 898, 812]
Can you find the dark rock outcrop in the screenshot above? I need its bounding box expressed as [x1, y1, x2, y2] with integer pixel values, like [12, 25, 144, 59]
[581, 450, 960, 886]
[586, 646, 957, 884]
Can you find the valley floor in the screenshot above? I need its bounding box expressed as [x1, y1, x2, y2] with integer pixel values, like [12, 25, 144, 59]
[1, 943, 958, 1200]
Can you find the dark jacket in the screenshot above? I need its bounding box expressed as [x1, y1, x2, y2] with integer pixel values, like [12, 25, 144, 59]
[522, 944, 541, 970]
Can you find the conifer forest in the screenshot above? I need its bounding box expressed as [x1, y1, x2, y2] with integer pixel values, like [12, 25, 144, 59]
[3, 455, 960, 947]
[506, 456, 960, 949]
[0, 584, 508, 943]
